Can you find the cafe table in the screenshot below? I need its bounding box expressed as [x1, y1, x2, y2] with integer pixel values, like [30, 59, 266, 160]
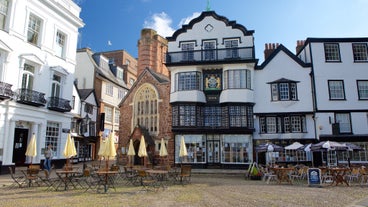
[272, 167, 294, 184]
[146, 169, 169, 189]
[328, 168, 350, 186]
[55, 170, 79, 191]
[96, 170, 118, 193]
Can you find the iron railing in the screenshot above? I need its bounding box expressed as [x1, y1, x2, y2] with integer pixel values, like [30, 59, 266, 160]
[16, 88, 47, 106]
[47, 97, 72, 112]
[166, 47, 255, 64]
[0, 81, 14, 99]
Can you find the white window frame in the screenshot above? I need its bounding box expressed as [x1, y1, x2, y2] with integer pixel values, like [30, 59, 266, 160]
[106, 83, 113, 96]
[352, 43, 368, 62]
[335, 113, 352, 133]
[328, 80, 345, 100]
[22, 63, 35, 90]
[357, 80, 368, 100]
[27, 13, 43, 46]
[324, 43, 340, 62]
[104, 106, 113, 123]
[0, 0, 9, 30]
[55, 30, 67, 58]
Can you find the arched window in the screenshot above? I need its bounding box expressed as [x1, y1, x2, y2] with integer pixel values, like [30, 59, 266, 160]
[22, 63, 35, 90]
[134, 84, 159, 135]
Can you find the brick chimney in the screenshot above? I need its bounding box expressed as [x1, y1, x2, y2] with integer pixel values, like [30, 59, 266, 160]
[264, 43, 280, 60]
[296, 40, 305, 54]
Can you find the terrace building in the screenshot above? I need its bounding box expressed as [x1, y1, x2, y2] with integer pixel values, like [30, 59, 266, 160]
[0, 0, 84, 173]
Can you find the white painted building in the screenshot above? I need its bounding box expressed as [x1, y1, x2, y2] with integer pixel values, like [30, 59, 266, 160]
[253, 44, 314, 164]
[297, 38, 368, 165]
[0, 0, 84, 172]
[75, 48, 129, 150]
[166, 11, 256, 168]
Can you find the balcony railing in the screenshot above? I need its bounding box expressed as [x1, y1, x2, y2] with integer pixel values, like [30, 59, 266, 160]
[166, 47, 255, 64]
[47, 97, 72, 112]
[16, 89, 47, 106]
[0, 81, 14, 100]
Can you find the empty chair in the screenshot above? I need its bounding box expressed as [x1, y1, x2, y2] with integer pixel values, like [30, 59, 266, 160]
[137, 170, 157, 191]
[179, 165, 192, 185]
[8, 167, 27, 188]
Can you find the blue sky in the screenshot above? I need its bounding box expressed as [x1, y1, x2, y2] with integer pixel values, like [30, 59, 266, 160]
[75, 0, 368, 62]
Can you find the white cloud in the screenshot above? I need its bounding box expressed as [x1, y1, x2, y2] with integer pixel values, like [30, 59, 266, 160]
[108, 40, 112, 46]
[144, 12, 175, 37]
[178, 12, 201, 27]
[144, 12, 201, 38]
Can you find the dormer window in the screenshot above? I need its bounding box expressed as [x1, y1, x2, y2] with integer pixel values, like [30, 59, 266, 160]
[268, 78, 298, 101]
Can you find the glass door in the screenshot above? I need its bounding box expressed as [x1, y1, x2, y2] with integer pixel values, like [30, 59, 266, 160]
[207, 135, 220, 163]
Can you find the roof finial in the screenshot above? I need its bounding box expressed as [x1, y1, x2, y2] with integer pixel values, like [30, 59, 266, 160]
[206, 0, 211, 11]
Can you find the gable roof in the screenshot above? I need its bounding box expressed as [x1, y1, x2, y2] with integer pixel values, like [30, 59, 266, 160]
[118, 67, 170, 107]
[167, 11, 254, 41]
[256, 44, 311, 69]
[78, 88, 99, 107]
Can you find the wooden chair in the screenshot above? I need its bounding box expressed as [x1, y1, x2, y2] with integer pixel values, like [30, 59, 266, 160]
[8, 167, 27, 188]
[123, 166, 138, 185]
[179, 165, 192, 185]
[37, 170, 58, 191]
[137, 170, 157, 191]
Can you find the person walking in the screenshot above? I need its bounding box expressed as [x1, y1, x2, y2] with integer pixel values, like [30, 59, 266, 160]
[44, 144, 53, 172]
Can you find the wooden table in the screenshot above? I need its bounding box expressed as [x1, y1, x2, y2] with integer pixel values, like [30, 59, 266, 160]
[55, 170, 79, 190]
[96, 170, 118, 193]
[329, 168, 350, 186]
[272, 168, 294, 184]
[146, 169, 169, 189]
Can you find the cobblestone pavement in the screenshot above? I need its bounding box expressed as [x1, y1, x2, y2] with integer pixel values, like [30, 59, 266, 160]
[1, 171, 368, 207]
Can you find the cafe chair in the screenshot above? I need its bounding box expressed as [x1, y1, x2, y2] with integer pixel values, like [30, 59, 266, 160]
[137, 170, 158, 192]
[179, 165, 192, 185]
[346, 167, 361, 185]
[123, 166, 138, 185]
[8, 167, 27, 188]
[37, 170, 58, 191]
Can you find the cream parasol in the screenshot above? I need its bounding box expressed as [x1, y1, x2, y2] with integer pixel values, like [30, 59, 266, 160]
[100, 133, 117, 170]
[159, 138, 168, 165]
[179, 135, 188, 163]
[138, 135, 147, 166]
[25, 133, 37, 165]
[63, 133, 77, 169]
[127, 139, 135, 166]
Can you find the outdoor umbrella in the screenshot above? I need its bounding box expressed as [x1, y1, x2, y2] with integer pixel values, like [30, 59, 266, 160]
[285, 142, 304, 164]
[63, 133, 77, 169]
[255, 143, 283, 153]
[25, 133, 37, 165]
[342, 143, 363, 151]
[159, 138, 168, 164]
[127, 139, 135, 166]
[284, 142, 304, 150]
[179, 136, 188, 163]
[138, 135, 147, 166]
[102, 133, 117, 169]
[310, 141, 348, 151]
[310, 141, 348, 167]
[255, 143, 283, 165]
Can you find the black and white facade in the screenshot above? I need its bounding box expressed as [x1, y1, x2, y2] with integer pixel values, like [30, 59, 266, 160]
[298, 38, 368, 166]
[166, 11, 256, 168]
[166, 11, 368, 168]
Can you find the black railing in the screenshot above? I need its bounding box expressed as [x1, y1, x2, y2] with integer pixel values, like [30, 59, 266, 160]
[166, 47, 255, 64]
[47, 97, 72, 112]
[16, 89, 46, 106]
[0, 81, 14, 99]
